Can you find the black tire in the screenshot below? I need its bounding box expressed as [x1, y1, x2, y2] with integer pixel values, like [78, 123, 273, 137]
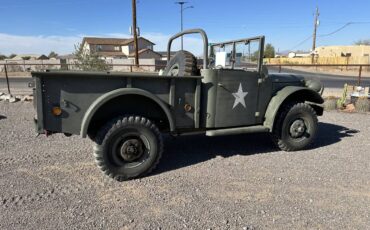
[163, 50, 198, 76]
[272, 102, 318, 151]
[94, 116, 163, 181]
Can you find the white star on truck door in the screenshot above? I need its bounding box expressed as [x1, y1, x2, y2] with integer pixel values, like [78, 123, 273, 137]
[232, 83, 248, 109]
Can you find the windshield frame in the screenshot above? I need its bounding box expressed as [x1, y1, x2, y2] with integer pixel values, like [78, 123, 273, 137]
[209, 36, 265, 73]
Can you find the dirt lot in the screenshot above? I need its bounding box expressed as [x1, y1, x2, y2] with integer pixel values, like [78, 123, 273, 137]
[1, 102, 370, 229]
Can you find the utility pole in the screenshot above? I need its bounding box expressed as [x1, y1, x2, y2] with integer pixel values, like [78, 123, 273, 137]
[132, 0, 139, 66]
[175, 1, 186, 50]
[175, 1, 193, 50]
[311, 7, 319, 63]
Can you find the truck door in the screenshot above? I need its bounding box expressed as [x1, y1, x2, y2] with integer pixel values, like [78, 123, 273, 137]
[212, 39, 263, 128]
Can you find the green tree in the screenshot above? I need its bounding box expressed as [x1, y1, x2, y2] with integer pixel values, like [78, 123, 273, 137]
[251, 50, 260, 62]
[22, 56, 31, 60]
[354, 39, 370, 45]
[0, 54, 7, 60]
[264, 43, 276, 58]
[8, 54, 17, 59]
[48, 51, 58, 59]
[73, 43, 109, 71]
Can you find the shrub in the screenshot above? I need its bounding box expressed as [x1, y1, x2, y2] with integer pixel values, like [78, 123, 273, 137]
[324, 96, 338, 111]
[73, 43, 109, 71]
[355, 97, 370, 113]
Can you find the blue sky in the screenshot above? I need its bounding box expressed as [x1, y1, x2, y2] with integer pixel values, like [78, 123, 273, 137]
[1, 0, 370, 55]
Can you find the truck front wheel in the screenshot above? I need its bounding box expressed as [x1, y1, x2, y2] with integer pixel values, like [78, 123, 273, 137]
[272, 102, 318, 151]
[94, 116, 163, 181]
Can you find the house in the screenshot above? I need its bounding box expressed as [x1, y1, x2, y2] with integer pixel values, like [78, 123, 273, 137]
[81, 37, 159, 59]
[274, 51, 289, 58]
[57, 54, 76, 60]
[127, 49, 161, 59]
[10, 54, 49, 60]
[315, 45, 370, 57]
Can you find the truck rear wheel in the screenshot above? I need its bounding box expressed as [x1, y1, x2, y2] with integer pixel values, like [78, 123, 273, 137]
[272, 102, 318, 151]
[94, 116, 163, 181]
[163, 50, 198, 76]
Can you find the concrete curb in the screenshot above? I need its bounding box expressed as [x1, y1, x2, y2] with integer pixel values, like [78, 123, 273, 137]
[0, 92, 33, 102]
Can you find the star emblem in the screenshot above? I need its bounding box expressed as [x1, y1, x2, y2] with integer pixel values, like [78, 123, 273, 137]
[232, 83, 248, 109]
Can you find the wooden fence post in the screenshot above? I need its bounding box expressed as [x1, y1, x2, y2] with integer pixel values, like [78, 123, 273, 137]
[4, 64, 11, 95]
[358, 65, 362, 86]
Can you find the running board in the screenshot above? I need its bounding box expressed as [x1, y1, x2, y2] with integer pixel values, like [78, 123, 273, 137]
[206, 125, 269, 137]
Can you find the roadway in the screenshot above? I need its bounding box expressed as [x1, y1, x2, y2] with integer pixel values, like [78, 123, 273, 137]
[0, 77, 33, 94]
[268, 67, 370, 89]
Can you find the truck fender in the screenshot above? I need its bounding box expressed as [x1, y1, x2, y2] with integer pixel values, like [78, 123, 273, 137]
[80, 88, 175, 137]
[263, 86, 324, 131]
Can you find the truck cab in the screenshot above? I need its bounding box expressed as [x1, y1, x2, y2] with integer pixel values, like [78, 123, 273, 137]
[204, 36, 266, 129]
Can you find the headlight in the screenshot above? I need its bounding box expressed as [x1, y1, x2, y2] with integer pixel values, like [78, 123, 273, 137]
[305, 79, 323, 93]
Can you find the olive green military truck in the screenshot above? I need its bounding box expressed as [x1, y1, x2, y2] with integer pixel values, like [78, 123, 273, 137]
[32, 29, 324, 181]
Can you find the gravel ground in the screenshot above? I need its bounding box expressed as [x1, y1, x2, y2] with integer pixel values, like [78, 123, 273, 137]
[1, 102, 370, 229]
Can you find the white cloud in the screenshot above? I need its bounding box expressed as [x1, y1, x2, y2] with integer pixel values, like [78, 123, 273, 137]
[0, 33, 82, 55]
[0, 32, 206, 56]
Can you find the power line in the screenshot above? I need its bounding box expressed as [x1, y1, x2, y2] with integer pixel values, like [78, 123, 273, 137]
[289, 20, 370, 51]
[318, 22, 352, 37]
[318, 21, 370, 37]
[317, 18, 370, 23]
[289, 35, 313, 51]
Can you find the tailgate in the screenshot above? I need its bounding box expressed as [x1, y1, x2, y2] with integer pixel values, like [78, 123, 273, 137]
[32, 75, 45, 134]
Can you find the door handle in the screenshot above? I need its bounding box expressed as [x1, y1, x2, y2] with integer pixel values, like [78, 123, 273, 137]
[217, 83, 233, 93]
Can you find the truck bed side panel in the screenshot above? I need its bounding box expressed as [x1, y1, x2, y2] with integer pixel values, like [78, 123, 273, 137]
[33, 72, 201, 135]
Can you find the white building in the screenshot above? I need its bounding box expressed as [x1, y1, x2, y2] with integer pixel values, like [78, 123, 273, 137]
[288, 52, 311, 58]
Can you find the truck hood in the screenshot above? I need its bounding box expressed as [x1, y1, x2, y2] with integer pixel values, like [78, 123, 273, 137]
[268, 73, 305, 84]
[268, 73, 323, 93]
